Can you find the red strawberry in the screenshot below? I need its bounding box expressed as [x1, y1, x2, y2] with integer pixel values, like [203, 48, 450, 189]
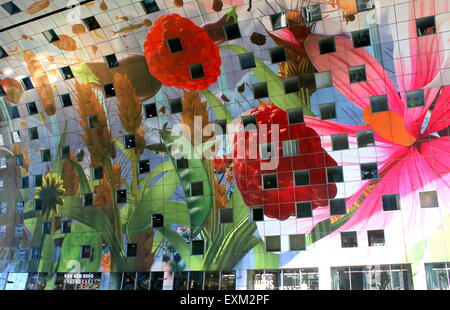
[232, 105, 338, 220]
[143, 14, 222, 90]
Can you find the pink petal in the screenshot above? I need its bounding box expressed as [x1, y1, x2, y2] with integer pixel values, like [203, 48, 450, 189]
[427, 86, 450, 134]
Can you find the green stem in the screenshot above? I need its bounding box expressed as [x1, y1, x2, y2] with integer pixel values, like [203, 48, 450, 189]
[105, 159, 123, 256]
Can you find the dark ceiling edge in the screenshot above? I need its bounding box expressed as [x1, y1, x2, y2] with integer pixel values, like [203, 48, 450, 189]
[0, 0, 96, 33]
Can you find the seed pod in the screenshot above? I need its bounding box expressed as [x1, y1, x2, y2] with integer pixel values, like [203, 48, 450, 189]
[174, 0, 183, 7]
[212, 0, 223, 12]
[250, 32, 266, 46]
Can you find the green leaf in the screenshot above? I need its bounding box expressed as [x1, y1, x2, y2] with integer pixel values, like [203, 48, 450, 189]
[67, 159, 91, 194]
[151, 231, 164, 256]
[253, 239, 279, 269]
[200, 89, 233, 123]
[113, 137, 133, 161]
[139, 160, 174, 188]
[71, 63, 100, 84]
[52, 122, 68, 175]
[37, 234, 55, 273]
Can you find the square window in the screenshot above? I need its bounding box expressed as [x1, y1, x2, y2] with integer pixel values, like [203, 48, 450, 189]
[35, 174, 42, 187]
[282, 139, 299, 157]
[263, 174, 278, 189]
[139, 160, 150, 174]
[0, 202, 7, 214]
[370, 95, 388, 113]
[176, 158, 189, 170]
[125, 135, 136, 149]
[87, 115, 98, 128]
[250, 207, 264, 222]
[416, 16, 436, 36]
[42, 29, 59, 43]
[42, 149, 51, 162]
[349, 65, 367, 83]
[15, 154, 24, 166]
[0, 47, 7, 59]
[290, 234, 306, 251]
[27, 102, 38, 115]
[152, 214, 164, 228]
[327, 166, 344, 183]
[61, 94, 72, 107]
[141, 0, 160, 14]
[16, 201, 24, 213]
[12, 131, 21, 143]
[83, 193, 93, 206]
[315, 71, 333, 89]
[296, 201, 312, 218]
[2, 2, 21, 15]
[406, 90, 425, 108]
[166, 37, 183, 54]
[169, 98, 183, 114]
[382, 194, 400, 211]
[319, 37, 336, 54]
[270, 46, 287, 64]
[0, 157, 6, 169]
[242, 115, 257, 129]
[104, 54, 119, 68]
[61, 146, 70, 159]
[283, 77, 300, 94]
[368, 230, 385, 246]
[15, 224, 24, 237]
[42, 222, 52, 235]
[330, 198, 346, 216]
[265, 236, 281, 252]
[356, 0, 374, 12]
[319, 103, 336, 120]
[419, 191, 439, 208]
[223, 23, 241, 41]
[331, 133, 349, 151]
[190, 182, 203, 196]
[10, 106, 20, 119]
[80, 245, 91, 259]
[288, 108, 303, 124]
[219, 208, 233, 224]
[189, 63, 205, 80]
[341, 231, 358, 248]
[352, 29, 371, 48]
[62, 220, 71, 234]
[103, 83, 116, 98]
[117, 190, 127, 203]
[360, 162, 379, 180]
[0, 225, 5, 238]
[294, 170, 310, 186]
[238, 52, 256, 69]
[127, 243, 138, 257]
[82, 16, 101, 31]
[270, 12, 287, 30]
[93, 166, 103, 180]
[31, 247, 40, 259]
[145, 103, 157, 118]
[253, 82, 268, 99]
[357, 130, 375, 148]
[35, 199, 43, 211]
[60, 66, 74, 80]
[303, 4, 322, 22]
[191, 240, 204, 255]
[21, 77, 34, 90]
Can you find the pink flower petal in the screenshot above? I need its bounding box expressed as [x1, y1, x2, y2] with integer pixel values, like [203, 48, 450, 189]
[427, 85, 450, 134]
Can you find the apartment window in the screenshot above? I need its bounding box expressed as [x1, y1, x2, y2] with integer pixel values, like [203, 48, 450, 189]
[0, 47, 7, 59]
[360, 162, 379, 180]
[223, 23, 241, 41]
[42, 29, 59, 43]
[290, 234, 306, 251]
[282, 139, 299, 157]
[303, 4, 322, 22]
[327, 166, 344, 183]
[21, 77, 34, 90]
[416, 16, 436, 37]
[16, 201, 24, 213]
[331, 133, 349, 151]
[294, 170, 310, 187]
[125, 135, 136, 149]
[104, 54, 119, 68]
[0, 202, 7, 214]
[176, 158, 189, 170]
[341, 231, 358, 248]
[169, 98, 183, 114]
[296, 201, 312, 218]
[419, 191, 439, 208]
[263, 174, 278, 189]
[270, 46, 287, 64]
[35, 199, 43, 211]
[2, 2, 21, 15]
[191, 240, 205, 255]
[288, 108, 303, 124]
[152, 214, 164, 228]
[62, 220, 71, 234]
[61, 94, 72, 107]
[87, 115, 98, 128]
[356, 0, 374, 12]
[266, 236, 281, 252]
[83, 193, 93, 206]
[80, 245, 91, 259]
[352, 29, 371, 48]
[242, 115, 257, 129]
[330, 198, 346, 216]
[93, 166, 103, 180]
[27, 102, 38, 115]
[15, 154, 24, 166]
[382, 194, 400, 211]
[190, 182, 203, 196]
[406, 89, 425, 108]
[145, 103, 157, 118]
[315, 71, 332, 89]
[42, 149, 51, 162]
[42, 222, 52, 235]
[35, 174, 42, 187]
[370, 95, 388, 113]
[117, 190, 127, 203]
[82, 16, 101, 31]
[368, 230, 385, 246]
[141, 0, 160, 14]
[166, 37, 183, 53]
[253, 82, 269, 99]
[349, 65, 367, 83]
[283, 77, 300, 94]
[0, 225, 5, 238]
[219, 208, 233, 224]
[139, 160, 150, 174]
[319, 37, 336, 54]
[60, 66, 74, 80]
[250, 207, 264, 222]
[238, 52, 256, 69]
[0, 180, 3, 192]
[270, 12, 287, 30]
[9, 106, 20, 119]
[357, 130, 375, 148]
[0, 157, 6, 169]
[320, 103, 336, 120]
[103, 83, 116, 98]
[61, 146, 70, 159]
[21, 176, 29, 189]
[15, 224, 24, 237]
[189, 63, 205, 80]
[31, 247, 40, 259]
[12, 131, 21, 143]
[127, 243, 138, 257]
